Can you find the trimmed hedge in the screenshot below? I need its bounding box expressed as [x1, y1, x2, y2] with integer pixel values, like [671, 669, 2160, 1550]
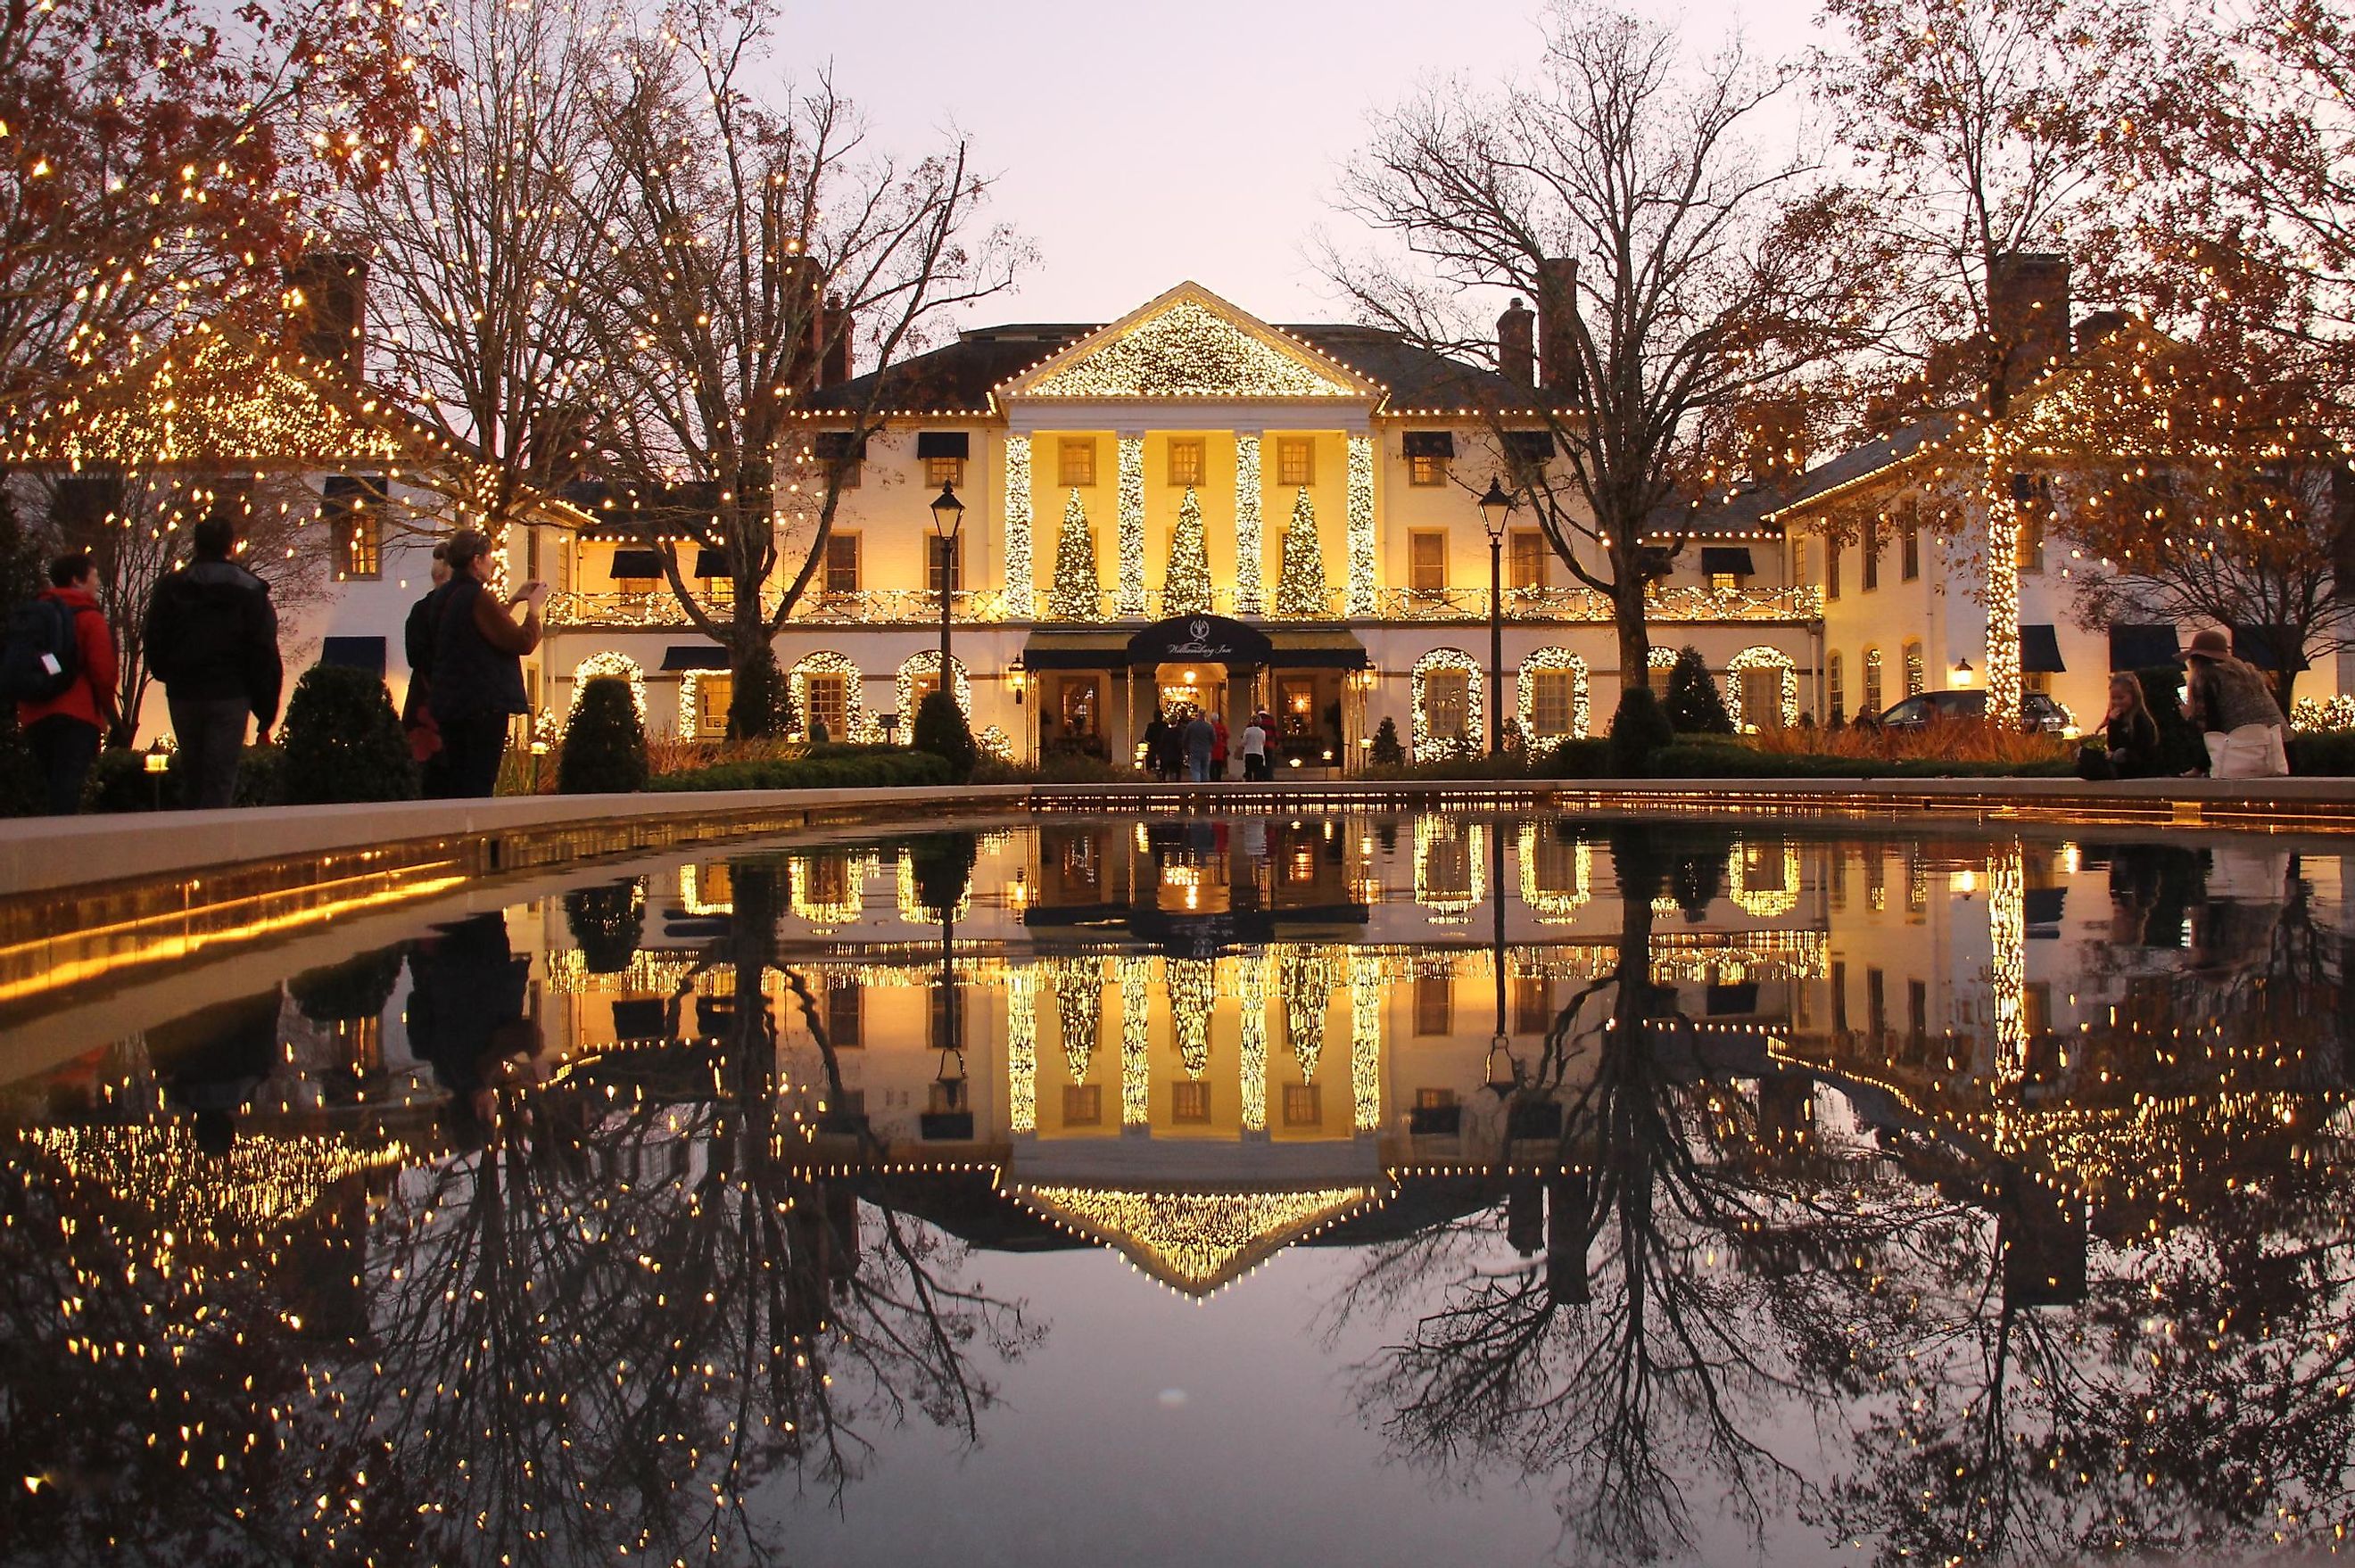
[1648, 742, 2074, 780]
[559, 674, 649, 794]
[649, 746, 953, 793]
[280, 664, 416, 805]
[2292, 732, 2355, 776]
[912, 688, 978, 782]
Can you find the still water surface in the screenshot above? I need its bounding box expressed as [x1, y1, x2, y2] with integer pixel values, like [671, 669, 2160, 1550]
[2, 813, 2349, 1566]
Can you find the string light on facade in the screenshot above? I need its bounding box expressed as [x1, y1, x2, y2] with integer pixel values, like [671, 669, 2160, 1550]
[566, 651, 647, 722]
[1409, 648, 1483, 762]
[788, 650, 868, 741]
[1724, 646, 1800, 731]
[1119, 955, 1152, 1129]
[1007, 966, 1038, 1135]
[1053, 955, 1104, 1081]
[1728, 841, 1802, 919]
[1517, 823, 1593, 921]
[1350, 953, 1383, 1133]
[1274, 488, 1328, 618]
[1022, 296, 1365, 400]
[1345, 434, 1376, 616]
[1048, 488, 1103, 621]
[1009, 1184, 1382, 1297]
[1116, 435, 1147, 616]
[895, 650, 971, 720]
[1003, 434, 1034, 615]
[1169, 958, 1216, 1079]
[1238, 951, 1270, 1134]
[1162, 487, 1214, 615]
[1516, 647, 1591, 741]
[1990, 843, 2028, 1085]
[1413, 814, 1486, 922]
[1233, 435, 1265, 615]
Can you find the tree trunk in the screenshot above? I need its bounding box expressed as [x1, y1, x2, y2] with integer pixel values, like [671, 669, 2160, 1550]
[725, 589, 774, 740]
[1613, 568, 1652, 713]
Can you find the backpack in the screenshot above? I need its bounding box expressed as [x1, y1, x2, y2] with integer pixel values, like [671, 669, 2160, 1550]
[0, 597, 83, 704]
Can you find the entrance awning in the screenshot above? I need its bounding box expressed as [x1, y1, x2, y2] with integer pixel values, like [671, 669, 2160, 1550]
[1022, 631, 1130, 670]
[1266, 628, 1370, 669]
[1126, 614, 1274, 669]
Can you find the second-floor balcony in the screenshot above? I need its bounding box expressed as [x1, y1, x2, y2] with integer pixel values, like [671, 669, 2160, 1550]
[544, 582, 1822, 630]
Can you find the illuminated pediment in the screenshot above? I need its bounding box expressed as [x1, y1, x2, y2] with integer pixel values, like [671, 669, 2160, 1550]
[20, 1124, 407, 1235]
[3, 319, 445, 470]
[1004, 284, 1381, 402]
[1012, 1182, 1383, 1295]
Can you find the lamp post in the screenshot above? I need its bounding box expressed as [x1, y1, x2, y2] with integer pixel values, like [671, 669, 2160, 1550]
[1478, 476, 1514, 755]
[930, 480, 965, 688]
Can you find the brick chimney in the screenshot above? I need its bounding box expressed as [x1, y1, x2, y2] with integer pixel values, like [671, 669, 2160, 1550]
[1537, 256, 1581, 394]
[819, 293, 852, 388]
[1498, 297, 1535, 386]
[1988, 252, 2070, 400]
[285, 251, 368, 378]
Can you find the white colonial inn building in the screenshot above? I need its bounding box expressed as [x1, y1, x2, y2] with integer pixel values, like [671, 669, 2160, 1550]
[14, 264, 2346, 758]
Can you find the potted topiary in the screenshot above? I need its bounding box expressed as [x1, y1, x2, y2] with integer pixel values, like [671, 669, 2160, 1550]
[558, 675, 648, 794]
[278, 664, 417, 805]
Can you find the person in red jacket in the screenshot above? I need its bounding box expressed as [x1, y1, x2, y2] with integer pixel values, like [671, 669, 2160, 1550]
[18, 554, 120, 813]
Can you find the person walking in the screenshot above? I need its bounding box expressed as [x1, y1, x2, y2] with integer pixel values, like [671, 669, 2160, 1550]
[427, 529, 546, 798]
[401, 542, 450, 796]
[144, 516, 282, 809]
[1239, 712, 1269, 780]
[2181, 629, 2288, 779]
[7, 553, 118, 813]
[1211, 711, 1231, 781]
[1182, 707, 1215, 783]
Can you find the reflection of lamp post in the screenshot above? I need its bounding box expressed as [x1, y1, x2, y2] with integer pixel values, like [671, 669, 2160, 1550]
[1486, 817, 1514, 1094]
[930, 480, 965, 683]
[1478, 476, 1514, 755]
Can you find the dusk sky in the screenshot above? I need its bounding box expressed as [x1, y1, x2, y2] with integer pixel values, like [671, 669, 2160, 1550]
[790, 0, 1825, 330]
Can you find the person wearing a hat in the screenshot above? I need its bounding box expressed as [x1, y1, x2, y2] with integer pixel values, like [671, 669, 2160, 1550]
[2181, 628, 2288, 778]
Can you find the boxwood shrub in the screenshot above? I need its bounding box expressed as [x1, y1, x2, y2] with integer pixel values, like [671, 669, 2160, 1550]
[649, 746, 954, 793]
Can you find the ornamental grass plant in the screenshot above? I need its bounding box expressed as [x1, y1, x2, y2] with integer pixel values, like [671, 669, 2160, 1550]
[1749, 717, 2070, 767]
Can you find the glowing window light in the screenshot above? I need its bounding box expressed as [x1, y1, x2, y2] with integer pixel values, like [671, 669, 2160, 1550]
[791, 852, 870, 930]
[1234, 435, 1265, 615]
[1413, 814, 1487, 923]
[1723, 645, 1800, 732]
[1517, 821, 1592, 921]
[1727, 841, 1803, 919]
[1003, 435, 1034, 615]
[1345, 434, 1376, 615]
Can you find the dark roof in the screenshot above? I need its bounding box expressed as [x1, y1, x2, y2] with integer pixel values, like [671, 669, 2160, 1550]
[805, 320, 1539, 417]
[1695, 410, 1961, 533]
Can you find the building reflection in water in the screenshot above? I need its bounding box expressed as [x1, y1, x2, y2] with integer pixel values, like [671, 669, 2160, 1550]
[2, 817, 2352, 1564]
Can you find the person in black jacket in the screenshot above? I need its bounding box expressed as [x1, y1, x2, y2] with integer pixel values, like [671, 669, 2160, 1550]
[401, 542, 451, 796]
[2079, 673, 2164, 780]
[426, 529, 545, 798]
[144, 516, 283, 809]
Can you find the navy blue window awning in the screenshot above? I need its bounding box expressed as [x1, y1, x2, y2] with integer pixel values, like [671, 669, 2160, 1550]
[319, 635, 385, 676]
[916, 432, 970, 459]
[2234, 623, 2310, 671]
[659, 645, 729, 672]
[609, 549, 662, 578]
[2110, 623, 2180, 670]
[1402, 431, 1456, 458]
[1700, 547, 1755, 576]
[2020, 623, 2065, 673]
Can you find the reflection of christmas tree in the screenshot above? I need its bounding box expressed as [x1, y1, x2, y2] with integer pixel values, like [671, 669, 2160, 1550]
[1052, 956, 1102, 1079]
[1162, 488, 1214, 615]
[1048, 489, 1102, 620]
[1169, 958, 1216, 1078]
[1281, 948, 1339, 1079]
[1275, 488, 1328, 617]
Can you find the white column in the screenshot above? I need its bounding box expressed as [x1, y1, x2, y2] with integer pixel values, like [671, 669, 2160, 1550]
[1234, 432, 1265, 615]
[1003, 434, 1034, 616]
[1116, 432, 1147, 617]
[1345, 433, 1376, 617]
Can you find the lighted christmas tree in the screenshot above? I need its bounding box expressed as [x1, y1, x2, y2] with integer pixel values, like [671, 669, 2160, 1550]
[1274, 488, 1327, 618]
[1047, 488, 1103, 620]
[1162, 487, 1214, 615]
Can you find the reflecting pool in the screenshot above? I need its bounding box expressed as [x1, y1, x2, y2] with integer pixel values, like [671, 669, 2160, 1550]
[4, 813, 2351, 1565]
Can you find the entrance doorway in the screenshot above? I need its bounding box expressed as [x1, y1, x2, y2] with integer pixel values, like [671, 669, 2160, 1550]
[1153, 663, 1227, 725]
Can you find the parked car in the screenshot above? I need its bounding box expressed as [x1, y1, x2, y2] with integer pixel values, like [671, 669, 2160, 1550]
[1874, 689, 2073, 734]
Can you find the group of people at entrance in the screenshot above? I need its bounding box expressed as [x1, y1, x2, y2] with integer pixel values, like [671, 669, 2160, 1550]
[1143, 706, 1278, 782]
[6, 521, 543, 813]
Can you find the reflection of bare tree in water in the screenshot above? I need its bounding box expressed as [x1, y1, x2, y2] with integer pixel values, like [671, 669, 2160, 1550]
[1338, 829, 1951, 1563]
[1, 851, 1034, 1567]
